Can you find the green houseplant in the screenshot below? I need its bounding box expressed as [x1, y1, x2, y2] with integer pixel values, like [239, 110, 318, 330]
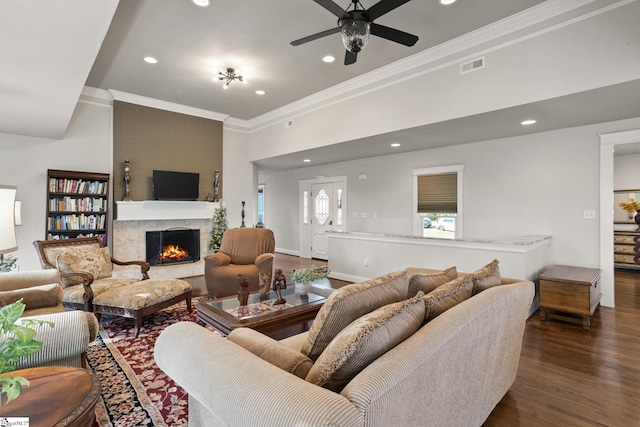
[0, 299, 53, 404]
[291, 265, 329, 295]
[209, 204, 228, 252]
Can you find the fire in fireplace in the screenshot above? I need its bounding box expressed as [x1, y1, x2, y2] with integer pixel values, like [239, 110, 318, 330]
[146, 228, 200, 266]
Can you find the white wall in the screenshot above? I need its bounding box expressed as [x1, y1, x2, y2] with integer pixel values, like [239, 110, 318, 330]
[222, 127, 257, 228]
[259, 117, 640, 271]
[615, 153, 640, 190]
[0, 100, 112, 271]
[246, 2, 640, 162]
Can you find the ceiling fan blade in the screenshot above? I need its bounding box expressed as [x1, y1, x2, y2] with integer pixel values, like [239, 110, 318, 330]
[370, 23, 418, 46]
[313, 0, 348, 18]
[366, 0, 413, 21]
[291, 27, 341, 46]
[344, 50, 358, 65]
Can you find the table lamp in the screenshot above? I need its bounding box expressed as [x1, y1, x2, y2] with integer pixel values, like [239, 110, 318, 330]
[0, 186, 18, 266]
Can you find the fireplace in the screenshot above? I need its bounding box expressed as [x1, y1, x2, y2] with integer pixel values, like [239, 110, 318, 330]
[146, 228, 200, 266]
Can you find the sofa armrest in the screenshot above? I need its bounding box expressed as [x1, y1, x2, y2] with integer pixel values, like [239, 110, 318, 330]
[13, 311, 92, 370]
[155, 322, 362, 427]
[204, 252, 231, 269]
[0, 270, 62, 292]
[111, 258, 150, 280]
[254, 253, 275, 271]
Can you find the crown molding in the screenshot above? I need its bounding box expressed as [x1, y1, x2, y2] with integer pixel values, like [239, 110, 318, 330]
[109, 89, 229, 122]
[240, 0, 622, 132]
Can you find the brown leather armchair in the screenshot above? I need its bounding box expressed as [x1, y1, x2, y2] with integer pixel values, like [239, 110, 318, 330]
[204, 228, 275, 298]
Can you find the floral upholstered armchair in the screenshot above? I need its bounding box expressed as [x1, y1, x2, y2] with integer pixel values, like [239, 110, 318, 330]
[33, 236, 150, 312]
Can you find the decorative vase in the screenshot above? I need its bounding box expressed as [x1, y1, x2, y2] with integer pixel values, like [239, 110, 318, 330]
[634, 211, 640, 231]
[294, 282, 310, 295]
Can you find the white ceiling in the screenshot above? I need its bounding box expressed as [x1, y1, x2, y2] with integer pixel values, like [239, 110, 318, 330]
[2, 0, 640, 167]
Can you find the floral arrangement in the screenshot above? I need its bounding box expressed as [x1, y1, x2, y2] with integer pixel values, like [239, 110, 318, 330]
[291, 265, 329, 284]
[618, 199, 640, 213]
[0, 299, 54, 404]
[0, 254, 17, 272]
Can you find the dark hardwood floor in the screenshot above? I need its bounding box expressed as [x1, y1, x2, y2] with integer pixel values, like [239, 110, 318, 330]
[186, 256, 640, 425]
[485, 268, 640, 426]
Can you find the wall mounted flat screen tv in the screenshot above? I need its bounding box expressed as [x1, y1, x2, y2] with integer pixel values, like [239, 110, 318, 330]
[152, 170, 199, 201]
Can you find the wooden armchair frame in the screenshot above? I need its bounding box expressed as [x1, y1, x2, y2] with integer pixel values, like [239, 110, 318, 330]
[33, 237, 150, 311]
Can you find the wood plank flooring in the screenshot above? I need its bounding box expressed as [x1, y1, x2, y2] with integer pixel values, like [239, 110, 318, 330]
[484, 268, 640, 426]
[186, 256, 640, 425]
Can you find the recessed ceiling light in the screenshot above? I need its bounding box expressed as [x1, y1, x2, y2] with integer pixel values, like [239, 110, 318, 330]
[322, 55, 336, 63]
[440, 0, 456, 5]
[303, 159, 311, 163]
[390, 143, 401, 147]
[192, 0, 210, 6]
[521, 119, 537, 125]
[256, 90, 266, 95]
[144, 56, 158, 64]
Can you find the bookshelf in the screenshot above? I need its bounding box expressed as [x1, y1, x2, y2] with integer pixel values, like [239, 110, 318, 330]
[46, 169, 110, 244]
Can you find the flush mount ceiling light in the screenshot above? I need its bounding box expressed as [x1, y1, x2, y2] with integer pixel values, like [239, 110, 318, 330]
[521, 119, 537, 125]
[440, 0, 456, 5]
[322, 55, 336, 63]
[192, 0, 210, 6]
[218, 68, 244, 89]
[144, 56, 158, 64]
[255, 90, 266, 95]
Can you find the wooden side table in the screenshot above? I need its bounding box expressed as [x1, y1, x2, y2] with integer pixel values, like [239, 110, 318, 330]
[0, 366, 101, 427]
[539, 264, 602, 329]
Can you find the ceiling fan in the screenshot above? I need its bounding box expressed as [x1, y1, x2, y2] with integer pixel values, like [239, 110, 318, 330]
[291, 0, 419, 65]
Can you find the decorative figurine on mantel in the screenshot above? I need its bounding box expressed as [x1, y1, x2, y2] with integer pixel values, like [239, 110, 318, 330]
[259, 272, 271, 301]
[123, 160, 132, 201]
[272, 268, 287, 305]
[240, 201, 246, 228]
[213, 170, 220, 202]
[237, 274, 250, 306]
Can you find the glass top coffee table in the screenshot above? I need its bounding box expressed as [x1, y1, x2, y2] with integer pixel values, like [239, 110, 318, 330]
[196, 286, 327, 336]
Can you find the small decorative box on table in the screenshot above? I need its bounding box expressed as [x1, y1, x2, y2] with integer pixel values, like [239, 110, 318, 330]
[538, 264, 602, 329]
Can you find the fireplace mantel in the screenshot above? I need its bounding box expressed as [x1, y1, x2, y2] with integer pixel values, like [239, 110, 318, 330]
[116, 201, 219, 221]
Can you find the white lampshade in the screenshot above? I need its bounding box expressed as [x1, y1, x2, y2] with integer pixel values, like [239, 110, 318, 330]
[14, 200, 22, 226]
[0, 186, 18, 254]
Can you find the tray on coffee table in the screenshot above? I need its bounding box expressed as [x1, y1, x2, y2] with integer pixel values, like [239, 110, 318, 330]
[196, 286, 326, 336]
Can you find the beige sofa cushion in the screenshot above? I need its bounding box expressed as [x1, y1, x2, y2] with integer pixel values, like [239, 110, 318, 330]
[423, 274, 474, 322]
[56, 246, 113, 287]
[471, 259, 501, 295]
[0, 283, 62, 310]
[300, 270, 408, 361]
[407, 266, 457, 297]
[306, 292, 425, 393]
[228, 328, 314, 379]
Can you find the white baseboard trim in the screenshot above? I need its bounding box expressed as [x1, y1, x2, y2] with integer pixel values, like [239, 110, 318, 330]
[275, 248, 300, 257]
[328, 272, 369, 284]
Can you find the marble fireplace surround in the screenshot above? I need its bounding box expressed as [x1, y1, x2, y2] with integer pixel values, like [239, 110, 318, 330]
[112, 201, 218, 279]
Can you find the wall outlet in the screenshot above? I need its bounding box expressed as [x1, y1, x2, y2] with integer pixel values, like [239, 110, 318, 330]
[360, 212, 367, 218]
[584, 210, 597, 220]
[363, 257, 368, 266]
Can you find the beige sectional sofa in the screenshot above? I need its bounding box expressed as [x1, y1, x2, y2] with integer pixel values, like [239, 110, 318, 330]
[155, 262, 534, 427]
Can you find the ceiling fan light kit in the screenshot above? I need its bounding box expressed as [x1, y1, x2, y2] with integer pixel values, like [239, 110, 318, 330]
[291, 0, 419, 65]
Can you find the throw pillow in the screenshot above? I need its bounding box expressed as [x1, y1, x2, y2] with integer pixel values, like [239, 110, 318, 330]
[306, 291, 425, 393]
[471, 259, 501, 295]
[56, 246, 113, 287]
[300, 270, 409, 361]
[228, 328, 314, 379]
[423, 274, 474, 322]
[0, 283, 63, 310]
[406, 266, 457, 297]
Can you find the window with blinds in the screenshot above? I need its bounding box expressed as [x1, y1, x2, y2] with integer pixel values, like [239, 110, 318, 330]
[417, 172, 458, 214]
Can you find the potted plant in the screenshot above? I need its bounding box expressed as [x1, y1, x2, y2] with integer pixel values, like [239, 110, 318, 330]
[0, 299, 53, 404]
[0, 255, 17, 272]
[291, 265, 329, 295]
[619, 199, 640, 230]
[209, 204, 228, 253]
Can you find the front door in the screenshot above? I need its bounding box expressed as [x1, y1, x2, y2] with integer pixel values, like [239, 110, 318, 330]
[311, 183, 333, 260]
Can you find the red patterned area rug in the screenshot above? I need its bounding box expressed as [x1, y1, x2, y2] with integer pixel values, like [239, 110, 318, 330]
[86, 301, 221, 427]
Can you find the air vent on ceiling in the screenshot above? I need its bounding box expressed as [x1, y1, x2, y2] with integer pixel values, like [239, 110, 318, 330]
[284, 119, 294, 128]
[460, 57, 485, 74]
